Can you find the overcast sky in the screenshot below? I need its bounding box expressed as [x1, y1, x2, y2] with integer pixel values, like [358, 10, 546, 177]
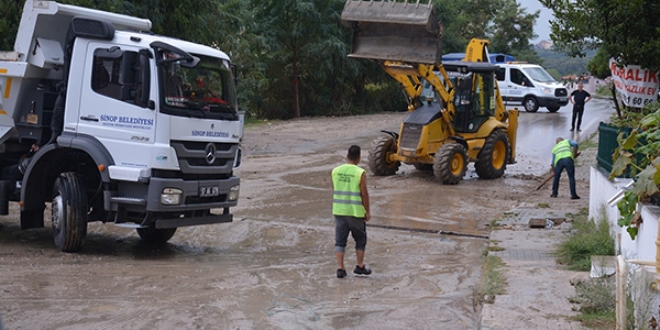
[517, 0, 554, 43]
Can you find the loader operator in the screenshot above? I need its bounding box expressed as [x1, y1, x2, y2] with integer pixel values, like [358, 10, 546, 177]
[550, 137, 580, 200]
[332, 145, 372, 278]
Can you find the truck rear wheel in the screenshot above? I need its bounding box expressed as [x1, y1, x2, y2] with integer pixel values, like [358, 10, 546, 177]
[369, 136, 400, 176]
[137, 226, 177, 243]
[475, 129, 510, 179]
[51, 172, 88, 252]
[433, 142, 468, 185]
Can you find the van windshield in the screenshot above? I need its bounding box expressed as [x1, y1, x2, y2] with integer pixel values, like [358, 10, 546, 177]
[523, 67, 556, 83]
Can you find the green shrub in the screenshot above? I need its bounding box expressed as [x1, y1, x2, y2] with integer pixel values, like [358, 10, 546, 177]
[555, 209, 615, 271]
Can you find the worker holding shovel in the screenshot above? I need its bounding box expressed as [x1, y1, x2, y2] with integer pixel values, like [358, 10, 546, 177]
[548, 137, 580, 199]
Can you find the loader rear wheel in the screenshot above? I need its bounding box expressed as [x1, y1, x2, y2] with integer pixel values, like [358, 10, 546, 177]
[369, 136, 400, 176]
[137, 226, 177, 243]
[475, 129, 510, 179]
[51, 172, 88, 252]
[433, 142, 468, 185]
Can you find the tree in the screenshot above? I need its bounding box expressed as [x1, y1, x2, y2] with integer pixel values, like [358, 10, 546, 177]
[0, 0, 24, 51]
[434, 0, 540, 60]
[540, 0, 660, 71]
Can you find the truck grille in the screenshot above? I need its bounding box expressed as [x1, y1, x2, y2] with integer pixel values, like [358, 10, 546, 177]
[555, 88, 568, 97]
[171, 141, 237, 175]
[400, 123, 422, 150]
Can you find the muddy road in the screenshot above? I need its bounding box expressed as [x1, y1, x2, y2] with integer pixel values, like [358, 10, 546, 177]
[0, 104, 610, 329]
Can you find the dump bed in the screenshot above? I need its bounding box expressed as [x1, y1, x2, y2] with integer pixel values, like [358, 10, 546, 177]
[0, 0, 152, 144]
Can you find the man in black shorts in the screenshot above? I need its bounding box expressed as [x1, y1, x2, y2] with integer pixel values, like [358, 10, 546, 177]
[569, 82, 592, 132]
[331, 145, 372, 278]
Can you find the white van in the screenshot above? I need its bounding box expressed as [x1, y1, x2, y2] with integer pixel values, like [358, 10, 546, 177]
[495, 63, 569, 112]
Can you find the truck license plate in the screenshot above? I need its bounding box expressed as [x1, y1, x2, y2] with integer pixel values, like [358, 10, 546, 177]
[560, 98, 567, 102]
[199, 186, 219, 197]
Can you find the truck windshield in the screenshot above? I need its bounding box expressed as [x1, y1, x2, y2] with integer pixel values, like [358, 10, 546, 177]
[523, 67, 556, 83]
[161, 53, 238, 120]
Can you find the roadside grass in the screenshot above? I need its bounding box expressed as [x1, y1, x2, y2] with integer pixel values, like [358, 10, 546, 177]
[557, 207, 617, 328]
[537, 202, 550, 208]
[555, 208, 615, 271]
[477, 254, 507, 304]
[568, 278, 617, 329]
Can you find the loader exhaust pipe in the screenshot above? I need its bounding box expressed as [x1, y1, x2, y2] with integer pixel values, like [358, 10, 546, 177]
[341, 0, 442, 65]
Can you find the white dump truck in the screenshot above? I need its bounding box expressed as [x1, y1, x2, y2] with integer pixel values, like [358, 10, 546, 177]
[0, 0, 243, 252]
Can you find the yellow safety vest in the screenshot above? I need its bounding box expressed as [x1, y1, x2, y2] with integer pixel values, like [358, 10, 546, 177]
[332, 164, 366, 217]
[552, 140, 574, 166]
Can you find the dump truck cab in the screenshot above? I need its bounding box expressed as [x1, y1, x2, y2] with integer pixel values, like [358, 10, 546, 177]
[0, 0, 243, 252]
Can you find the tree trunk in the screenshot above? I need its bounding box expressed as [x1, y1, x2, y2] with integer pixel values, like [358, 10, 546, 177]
[293, 48, 300, 118]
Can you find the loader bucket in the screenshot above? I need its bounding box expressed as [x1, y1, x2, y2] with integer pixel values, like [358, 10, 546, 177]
[341, 0, 441, 65]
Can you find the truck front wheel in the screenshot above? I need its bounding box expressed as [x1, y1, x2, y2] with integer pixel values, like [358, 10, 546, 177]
[52, 172, 88, 252]
[137, 226, 177, 243]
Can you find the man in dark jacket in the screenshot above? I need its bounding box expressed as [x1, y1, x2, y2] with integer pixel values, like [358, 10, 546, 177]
[569, 82, 592, 132]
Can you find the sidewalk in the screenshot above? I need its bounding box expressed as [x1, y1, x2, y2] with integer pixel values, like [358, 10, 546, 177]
[479, 143, 597, 329]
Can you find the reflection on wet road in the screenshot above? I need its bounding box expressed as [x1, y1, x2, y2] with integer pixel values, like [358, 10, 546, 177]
[0, 99, 615, 329]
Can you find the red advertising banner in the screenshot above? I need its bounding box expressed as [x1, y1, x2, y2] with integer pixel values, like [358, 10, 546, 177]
[609, 58, 659, 107]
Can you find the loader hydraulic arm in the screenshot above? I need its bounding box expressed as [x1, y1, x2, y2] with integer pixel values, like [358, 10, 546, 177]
[381, 61, 457, 136]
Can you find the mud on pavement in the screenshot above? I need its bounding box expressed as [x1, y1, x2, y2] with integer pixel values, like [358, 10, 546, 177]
[0, 113, 576, 329]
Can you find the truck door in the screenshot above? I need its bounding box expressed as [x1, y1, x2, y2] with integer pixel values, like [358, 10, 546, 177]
[77, 44, 156, 160]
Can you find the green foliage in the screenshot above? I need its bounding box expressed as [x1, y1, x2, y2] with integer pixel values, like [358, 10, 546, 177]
[0, 0, 23, 50]
[539, 0, 660, 71]
[587, 49, 612, 80]
[536, 48, 594, 77]
[0, 0, 543, 120]
[610, 102, 660, 239]
[568, 278, 616, 328]
[555, 209, 615, 271]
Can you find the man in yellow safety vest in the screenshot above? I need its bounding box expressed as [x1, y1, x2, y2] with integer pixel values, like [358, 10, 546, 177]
[551, 137, 580, 199]
[331, 145, 371, 278]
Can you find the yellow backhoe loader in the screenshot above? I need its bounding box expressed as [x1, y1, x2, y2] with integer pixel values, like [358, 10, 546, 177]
[341, 0, 518, 184]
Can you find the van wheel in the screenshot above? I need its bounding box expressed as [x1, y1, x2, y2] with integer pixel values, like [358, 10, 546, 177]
[547, 106, 560, 113]
[369, 136, 400, 176]
[523, 97, 539, 112]
[52, 172, 88, 252]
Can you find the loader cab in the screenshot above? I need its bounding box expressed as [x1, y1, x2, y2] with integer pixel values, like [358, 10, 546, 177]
[446, 63, 499, 133]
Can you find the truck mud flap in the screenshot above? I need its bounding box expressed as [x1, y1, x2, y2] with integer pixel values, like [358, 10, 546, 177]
[341, 0, 441, 64]
[155, 212, 232, 229]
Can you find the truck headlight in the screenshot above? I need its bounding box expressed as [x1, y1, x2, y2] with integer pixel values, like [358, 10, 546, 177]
[228, 185, 240, 201]
[161, 188, 183, 205]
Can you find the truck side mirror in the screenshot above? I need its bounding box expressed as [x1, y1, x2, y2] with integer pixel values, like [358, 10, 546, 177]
[138, 49, 152, 108]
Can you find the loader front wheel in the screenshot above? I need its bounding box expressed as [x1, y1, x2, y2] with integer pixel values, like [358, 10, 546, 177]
[369, 136, 400, 176]
[433, 142, 468, 185]
[51, 172, 88, 252]
[475, 129, 510, 179]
